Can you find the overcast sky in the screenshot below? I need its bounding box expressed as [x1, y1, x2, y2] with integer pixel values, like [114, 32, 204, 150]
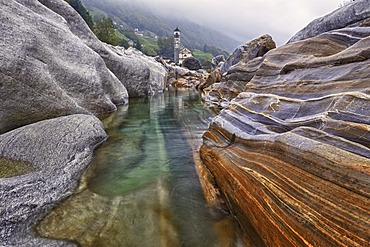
[138, 0, 345, 46]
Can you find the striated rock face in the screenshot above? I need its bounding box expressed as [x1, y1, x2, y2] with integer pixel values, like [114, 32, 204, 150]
[0, 114, 107, 246]
[39, 0, 167, 98]
[288, 0, 370, 43]
[243, 27, 370, 98]
[203, 35, 276, 108]
[0, 0, 128, 134]
[220, 34, 276, 75]
[200, 14, 370, 247]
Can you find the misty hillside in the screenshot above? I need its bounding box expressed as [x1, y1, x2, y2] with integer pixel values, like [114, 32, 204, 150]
[81, 0, 240, 52]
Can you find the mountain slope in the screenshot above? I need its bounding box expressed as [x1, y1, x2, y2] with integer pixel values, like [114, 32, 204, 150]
[81, 0, 240, 52]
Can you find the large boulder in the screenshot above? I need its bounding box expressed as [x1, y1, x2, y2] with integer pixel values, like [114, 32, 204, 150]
[203, 35, 275, 108]
[288, 0, 370, 43]
[220, 34, 276, 75]
[39, 0, 167, 98]
[0, 114, 107, 246]
[182, 56, 202, 71]
[0, 0, 128, 134]
[106, 46, 168, 95]
[200, 10, 370, 247]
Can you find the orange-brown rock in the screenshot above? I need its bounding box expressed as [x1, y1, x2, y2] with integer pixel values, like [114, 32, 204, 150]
[200, 15, 370, 247]
[197, 68, 222, 91]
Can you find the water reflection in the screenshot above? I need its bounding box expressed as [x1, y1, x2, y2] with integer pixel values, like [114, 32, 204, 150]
[36, 89, 242, 247]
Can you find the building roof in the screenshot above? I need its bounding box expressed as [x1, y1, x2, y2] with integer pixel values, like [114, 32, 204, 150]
[180, 46, 191, 52]
[174, 27, 180, 32]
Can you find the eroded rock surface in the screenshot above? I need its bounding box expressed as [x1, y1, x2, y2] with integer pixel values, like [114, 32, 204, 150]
[200, 6, 370, 247]
[104, 45, 168, 96]
[220, 34, 276, 75]
[203, 35, 276, 108]
[38, 0, 167, 98]
[0, 0, 128, 134]
[0, 115, 107, 246]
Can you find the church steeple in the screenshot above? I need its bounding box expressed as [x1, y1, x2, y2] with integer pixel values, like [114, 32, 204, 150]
[174, 27, 181, 64]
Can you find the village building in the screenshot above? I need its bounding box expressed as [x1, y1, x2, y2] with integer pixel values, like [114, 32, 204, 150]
[173, 27, 193, 65]
[179, 47, 193, 65]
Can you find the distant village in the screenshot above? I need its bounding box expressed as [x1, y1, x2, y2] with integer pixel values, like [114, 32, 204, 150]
[113, 21, 194, 66]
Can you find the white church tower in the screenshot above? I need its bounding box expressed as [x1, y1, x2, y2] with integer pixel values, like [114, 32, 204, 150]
[174, 27, 181, 64]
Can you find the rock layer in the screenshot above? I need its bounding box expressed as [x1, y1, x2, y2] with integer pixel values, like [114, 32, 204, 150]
[288, 0, 370, 43]
[203, 35, 276, 108]
[0, 114, 107, 246]
[200, 9, 370, 247]
[220, 34, 276, 75]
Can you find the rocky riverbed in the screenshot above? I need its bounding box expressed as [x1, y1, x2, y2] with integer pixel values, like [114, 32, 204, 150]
[1, 0, 369, 246]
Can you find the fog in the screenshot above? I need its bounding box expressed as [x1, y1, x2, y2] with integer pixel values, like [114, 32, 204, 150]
[110, 0, 344, 45]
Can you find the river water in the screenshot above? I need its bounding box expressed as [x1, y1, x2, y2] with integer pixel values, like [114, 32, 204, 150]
[36, 89, 243, 247]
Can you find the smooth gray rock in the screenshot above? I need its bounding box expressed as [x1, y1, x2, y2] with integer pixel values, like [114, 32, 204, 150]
[38, 0, 167, 97]
[0, 0, 128, 134]
[106, 46, 168, 96]
[288, 0, 370, 43]
[0, 114, 107, 247]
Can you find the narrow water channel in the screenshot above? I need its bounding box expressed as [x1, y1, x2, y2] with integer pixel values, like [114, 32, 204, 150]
[36, 89, 243, 247]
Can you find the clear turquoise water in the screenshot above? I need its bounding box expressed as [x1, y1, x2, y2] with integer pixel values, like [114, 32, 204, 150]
[37, 89, 243, 247]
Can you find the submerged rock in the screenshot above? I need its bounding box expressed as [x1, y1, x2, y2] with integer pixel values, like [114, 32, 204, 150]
[0, 115, 107, 246]
[200, 4, 370, 247]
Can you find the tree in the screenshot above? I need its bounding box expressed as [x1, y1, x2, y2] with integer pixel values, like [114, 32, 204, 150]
[93, 17, 121, 46]
[119, 39, 130, 49]
[122, 31, 142, 50]
[203, 44, 229, 57]
[65, 0, 94, 29]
